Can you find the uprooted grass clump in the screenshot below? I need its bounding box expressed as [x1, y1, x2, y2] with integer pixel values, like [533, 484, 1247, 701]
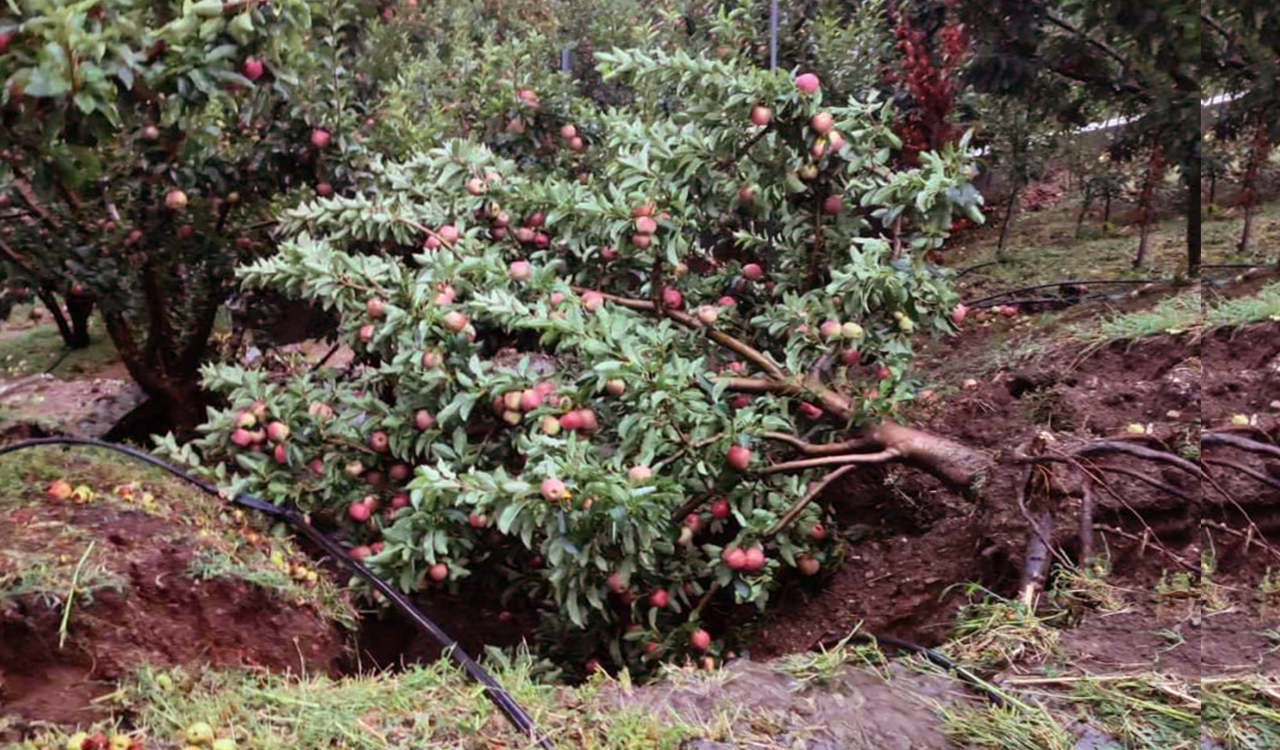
[1206, 281, 1280, 328]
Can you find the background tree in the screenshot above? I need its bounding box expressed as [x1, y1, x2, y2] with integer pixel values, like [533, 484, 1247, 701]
[1202, 1, 1280, 255]
[0, 0, 384, 436]
[959, 0, 1201, 275]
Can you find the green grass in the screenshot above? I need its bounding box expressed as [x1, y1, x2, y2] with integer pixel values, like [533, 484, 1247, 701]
[772, 625, 890, 690]
[937, 701, 1073, 750]
[1071, 292, 1202, 345]
[1202, 200, 1280, 262]
[3, 654, 773, 750]
[1204, 678, 1280, 750]
[0, 316, 120, 378]
[1206, 282, 1280, 328]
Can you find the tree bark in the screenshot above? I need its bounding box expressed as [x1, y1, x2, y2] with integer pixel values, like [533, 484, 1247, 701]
[1075, 183, 1093, 238]
[1186, 170, 1201, 279]
[997, 179, 1023, 260]
[66, 288, 95, 349]
[1238, 120, 1270, 255]
[1132, 145, 1164, 269]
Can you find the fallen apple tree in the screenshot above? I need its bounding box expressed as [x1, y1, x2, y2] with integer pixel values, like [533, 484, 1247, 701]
[160, 39, 991, 674]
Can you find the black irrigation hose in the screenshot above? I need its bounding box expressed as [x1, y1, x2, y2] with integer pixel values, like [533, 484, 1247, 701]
[968, 293, 1113, 310]
[1, 439, 1012, 725]
[963, 278, 1164, 308]
[45, 348, 73, 375]
[0, 437, 555, 750]
[850, 633, 1007, 708]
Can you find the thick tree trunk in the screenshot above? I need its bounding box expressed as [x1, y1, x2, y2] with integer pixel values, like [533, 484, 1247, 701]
[66, 289, 95, 349]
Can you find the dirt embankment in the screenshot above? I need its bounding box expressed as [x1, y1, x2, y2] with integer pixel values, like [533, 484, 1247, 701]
[0, 455, 350, 734]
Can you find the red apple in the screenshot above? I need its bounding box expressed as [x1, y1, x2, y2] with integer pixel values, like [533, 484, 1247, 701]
[266, 421, 290, 442]
[742, 263, 764, 281]
[635, 216, 658, 235]
[661, 287, 683, 310]
[165, 189, 188, 210]
[628, 465, 653, 483]
[509, 260, 532, 281]
[520, 389, 544, 411]
[568, 136, 585, 151]
[316, 182, 333, 197]
[631, 233, 651, 249]
[230, 428, 254, 447]
[438, 225, 460, 244]
[727, 445, 751, 471]
[466, 178, 486, 196]
[795, 73, 821, 94]
[951, 304, 969, 326]
[582, 291, 604, 312]
[524, 211, 545, 228]
[601, 246, 619, 261]
[46, 480, 73, 501]
[743, 546, 766, 572]
[810, 112, 834, 134]
[241, 57, 264, 81]
[442, 311, 468, 332]
[310, 128, 331, 149]
[841, 349, 862, 366]
[722, 546, 746, 570]
[604, 379, 626, 397]
[696, 305, 719, 325]
[819, 320, 842, 340]
[576, 409, 599, 432]
[799, 402, 823, 420]
[350, 545, 372, 561]
[389, 463, 411, 483]
[799, 556, 821, 576]
[358, 323, 376, 342]
[710, 499, 731, 520]
[540, 478, 566, 502]
[607, 572, 628, 595]
[415, 409, 436, 430]
[273, 444, 287, 465]
[718, 296, 737, 308]
[366, 297, 386, 319]
[368, 431, 389, 452]
[876, 366, 892, 380]
[809, 523, 827, 541]
[348, 503, 371, 522]
[750, 105, 772, 126]
[390, 494, 410, 510]
[429, 563, 449, 582]
[690, 628, 712, 651]
[558, 411, 584, 431]
[684, 514, 705, 534]
[822, 195, 843, 215]
[649, 589, 670, 608]
[560, 124, 578, 140]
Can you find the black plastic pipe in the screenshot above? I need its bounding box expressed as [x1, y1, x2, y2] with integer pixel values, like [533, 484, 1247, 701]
[0, 437, 554, 749]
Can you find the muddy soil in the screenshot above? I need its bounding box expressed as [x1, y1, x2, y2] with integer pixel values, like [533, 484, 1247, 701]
[0, 474, 347, 733]
[750, 321, 1203, 666]
[604, 660, 972, 750]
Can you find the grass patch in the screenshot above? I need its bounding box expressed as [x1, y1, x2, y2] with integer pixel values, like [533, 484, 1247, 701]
[1203, 678, 1280, 750]
[1206, 282, 1280, 328]
[1071, 292, 1202, 345]
[772, 624, 889, 689]
[940, 585, 1063, 670]
[937, 701, 1073, 750]
[1069, 676, 1199, 750]
[0, 318, 119, 378]
[188, 545, 357, 631]
[7, 656, 712, 750]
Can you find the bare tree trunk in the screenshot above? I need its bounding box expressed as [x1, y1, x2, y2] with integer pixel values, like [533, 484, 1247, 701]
[1102, 193, 1112, 225]
[1075, 184, 1093, 238]
[997, 180, 1023, 261]
[1187, 171, 1201, 279]
[1238, 121, 1270, 255]
[1132, 145, 1165, 269]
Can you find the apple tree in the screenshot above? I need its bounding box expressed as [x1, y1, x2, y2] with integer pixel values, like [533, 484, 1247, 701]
[162, 40, 987, 673]
[0, 0, 393, 434]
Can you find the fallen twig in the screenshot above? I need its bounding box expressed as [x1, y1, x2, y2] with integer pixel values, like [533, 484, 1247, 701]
[764, 465, 854, 538]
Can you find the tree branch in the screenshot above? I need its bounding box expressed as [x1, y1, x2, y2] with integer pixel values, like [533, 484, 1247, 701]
[764, 465, 855, 538]
[1095, 464, 1196, 501]
[761, 431, 880, 455]
[757, 449, 900, 475]
[1204, 458, 1280, 492]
